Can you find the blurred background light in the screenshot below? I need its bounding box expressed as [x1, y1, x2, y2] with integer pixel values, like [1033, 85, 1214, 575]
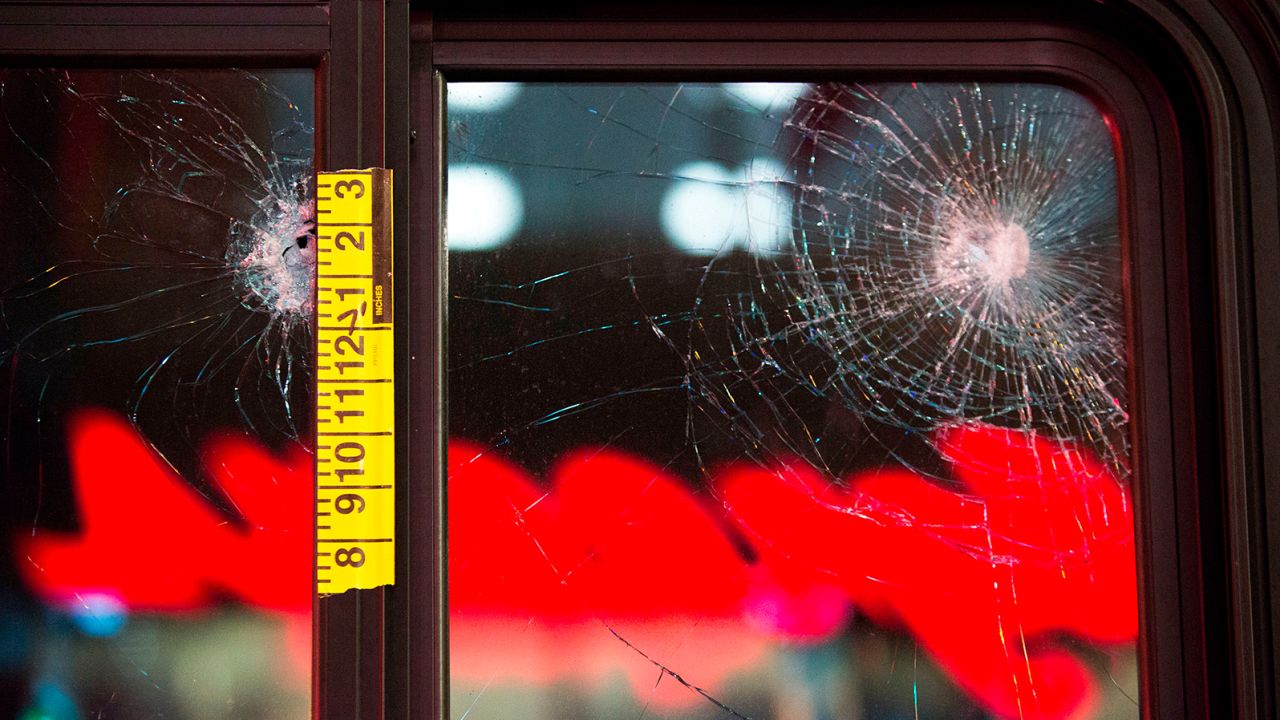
[448, 82, 522, 114]
[659, 161, 738, 255]
[19, 681, 78, 720]
[66, 593, 127, 638]
[447, 165, 525, 252]
[660, 157, 792, 255]
[723, 82, 809, 113]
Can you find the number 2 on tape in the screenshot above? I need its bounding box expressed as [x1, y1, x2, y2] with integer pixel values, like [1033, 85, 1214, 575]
[315, 169, 394, 593]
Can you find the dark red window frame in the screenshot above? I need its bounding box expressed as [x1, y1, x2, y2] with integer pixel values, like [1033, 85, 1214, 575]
[1, 3, 1277, 719]
[409, 5, 1280, 720]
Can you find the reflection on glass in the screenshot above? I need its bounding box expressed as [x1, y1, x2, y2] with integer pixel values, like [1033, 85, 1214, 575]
[447, 82, 1139, 720]
[0, 69, 314, 719]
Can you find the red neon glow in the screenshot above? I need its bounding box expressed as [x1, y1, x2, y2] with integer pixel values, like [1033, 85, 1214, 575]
[18, 408, 313, 613]
[451, 426, 1135, 719]
[15, 409, 1134, 718]
[449, 442, 771, 708]
[717, 423, 1136, 719]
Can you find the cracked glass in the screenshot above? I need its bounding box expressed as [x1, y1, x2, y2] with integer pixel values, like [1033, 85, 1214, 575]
[447, 82, 1139, 720]
[0, 69, 314, 720]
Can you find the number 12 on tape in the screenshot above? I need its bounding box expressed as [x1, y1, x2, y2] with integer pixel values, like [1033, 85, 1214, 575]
[315, 169, 394, 593]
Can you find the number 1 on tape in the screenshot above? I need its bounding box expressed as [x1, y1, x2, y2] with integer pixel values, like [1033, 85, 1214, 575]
[315, 169, 394, 593]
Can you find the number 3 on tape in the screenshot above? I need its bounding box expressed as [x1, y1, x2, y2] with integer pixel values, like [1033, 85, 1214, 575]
[315, 169, 394, 593]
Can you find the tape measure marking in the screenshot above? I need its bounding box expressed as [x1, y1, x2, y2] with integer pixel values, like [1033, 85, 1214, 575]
[315, 169, 395, 593]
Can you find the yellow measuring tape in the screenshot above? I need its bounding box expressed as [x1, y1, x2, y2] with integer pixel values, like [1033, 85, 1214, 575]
[315, 169, 394, 593]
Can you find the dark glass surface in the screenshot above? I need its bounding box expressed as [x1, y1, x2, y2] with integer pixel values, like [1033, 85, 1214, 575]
[447, 82, 1139, 720]
[0, 69, 314, 720]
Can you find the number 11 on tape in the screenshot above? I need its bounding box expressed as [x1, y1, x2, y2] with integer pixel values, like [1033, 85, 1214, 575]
[315, 169, 394, 593]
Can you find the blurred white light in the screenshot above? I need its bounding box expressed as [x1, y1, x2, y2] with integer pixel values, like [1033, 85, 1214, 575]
[660, 157, 793, 256]
[660, 162, 736, 255]
[447, 165, 524, 252]
[741, 157, 793, 254]
[447, 82, 522, 113]
[723, 82, 809, 113]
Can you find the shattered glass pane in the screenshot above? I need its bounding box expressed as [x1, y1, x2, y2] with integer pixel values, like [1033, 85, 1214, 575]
[447, 83, 1139, 719]
[0, 69, 313, 719]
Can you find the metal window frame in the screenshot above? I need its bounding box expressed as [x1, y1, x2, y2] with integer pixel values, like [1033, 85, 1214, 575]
[407, 4, 1280, 720]
[2, 3, 1277, 720]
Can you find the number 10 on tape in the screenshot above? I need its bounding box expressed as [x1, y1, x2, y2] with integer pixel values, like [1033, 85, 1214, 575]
[315, 169, 394, 593]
